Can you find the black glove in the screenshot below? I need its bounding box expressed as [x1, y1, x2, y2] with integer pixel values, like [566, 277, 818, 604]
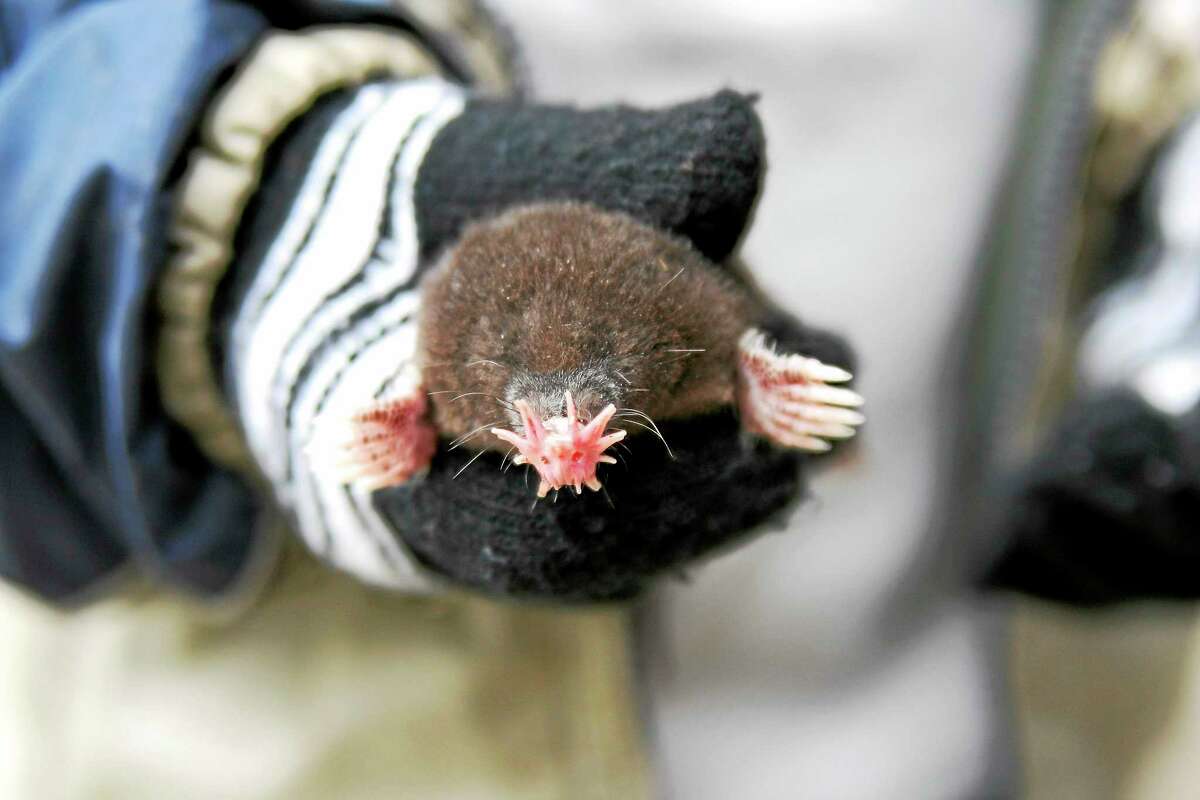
[977, 107, 1200, 604]
[225, 87, 855, 601]
[984, 389, 1200, 603]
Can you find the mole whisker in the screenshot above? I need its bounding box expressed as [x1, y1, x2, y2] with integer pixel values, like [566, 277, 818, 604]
[613, 419, 674, 459]
[449, 421, 499, 451]
[452, 447, 488, 480]
[615, 407, 660, 427]
[500, 446, 517, 472]
[654, 353, 703, 366]
[447, 391, 516, 411]
[601, 485, 615, 509]
[663, 348, 706, 353]
[614, 408, 673, 458]
[659, 266, 684, 291]
[465, 359, 509, 371]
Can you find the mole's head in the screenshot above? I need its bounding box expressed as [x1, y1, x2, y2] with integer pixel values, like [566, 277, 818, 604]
[418, 202, 750, 498]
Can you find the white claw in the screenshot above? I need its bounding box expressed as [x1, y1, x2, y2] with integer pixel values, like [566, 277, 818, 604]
[806, 363, 854, 383]
[779, 403, 866, 426]
[786, 355, 853, 384]
[790, 421, 858, 439]
[779, 434, 833, 453]
[788, 384, 865, 408]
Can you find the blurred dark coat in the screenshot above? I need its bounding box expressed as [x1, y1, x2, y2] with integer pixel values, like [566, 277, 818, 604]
[0, 0, 463, 603]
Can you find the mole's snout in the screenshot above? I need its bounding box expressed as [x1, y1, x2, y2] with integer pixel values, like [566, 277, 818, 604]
[491, 391, 626, 498]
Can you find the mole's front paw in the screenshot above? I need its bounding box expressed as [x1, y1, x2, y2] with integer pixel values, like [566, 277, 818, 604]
[307, 386, 437, 491]
[737, 328, 865, 452]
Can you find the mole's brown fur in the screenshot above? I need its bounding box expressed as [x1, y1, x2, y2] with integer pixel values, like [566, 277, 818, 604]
[418, 202, 758, 450]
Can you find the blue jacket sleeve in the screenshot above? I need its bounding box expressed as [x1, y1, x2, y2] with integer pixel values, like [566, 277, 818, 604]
[0, 1, 268, 602]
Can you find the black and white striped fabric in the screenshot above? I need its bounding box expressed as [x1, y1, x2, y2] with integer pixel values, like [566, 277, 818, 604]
[231, 78, 465, 590]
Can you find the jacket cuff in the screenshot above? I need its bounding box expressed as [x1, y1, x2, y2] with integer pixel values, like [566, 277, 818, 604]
[156, 25, 508, 479]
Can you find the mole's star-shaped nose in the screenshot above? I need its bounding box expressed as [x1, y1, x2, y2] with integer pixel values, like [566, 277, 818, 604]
[491, 391, 626, 498]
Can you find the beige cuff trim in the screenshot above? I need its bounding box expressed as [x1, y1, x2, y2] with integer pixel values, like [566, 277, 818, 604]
[402, 0, 521, 94]
[157, 26, 444, 476]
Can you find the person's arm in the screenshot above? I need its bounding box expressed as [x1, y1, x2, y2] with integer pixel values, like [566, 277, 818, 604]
[0, 1, 270, 602]
[203, 69, 854, 599]
[2, 2, 856, 605]
[0, 0, 490, 604]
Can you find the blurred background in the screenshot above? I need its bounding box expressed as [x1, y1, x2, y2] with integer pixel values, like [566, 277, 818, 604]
[489, 1, 1200, 798]
[3, 1, 1200, 798]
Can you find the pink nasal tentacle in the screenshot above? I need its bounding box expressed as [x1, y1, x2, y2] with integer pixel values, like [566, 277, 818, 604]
[490, 390, 627, 498]
[516, 399, 545, 448]
[581, 402, 616, 440]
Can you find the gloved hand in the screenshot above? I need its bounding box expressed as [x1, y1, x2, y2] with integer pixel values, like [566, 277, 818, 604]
[979, 94, 1200, 604]
[225, 86, 856, 601]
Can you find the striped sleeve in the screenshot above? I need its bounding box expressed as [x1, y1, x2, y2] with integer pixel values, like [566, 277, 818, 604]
[231, 78, 466, 590]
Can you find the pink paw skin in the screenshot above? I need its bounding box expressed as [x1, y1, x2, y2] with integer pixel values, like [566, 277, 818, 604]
[307, 391, 437, 491]
[491, 391, 627, 498]
[737, 328, 865, 453]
